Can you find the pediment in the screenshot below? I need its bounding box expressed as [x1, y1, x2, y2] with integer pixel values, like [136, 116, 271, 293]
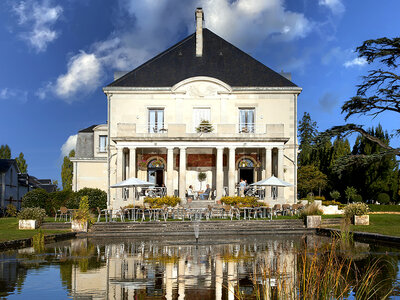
[172, 77, 232, 97]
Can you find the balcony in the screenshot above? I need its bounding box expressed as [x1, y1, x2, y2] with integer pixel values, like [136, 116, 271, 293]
[116, 123, 284, 139]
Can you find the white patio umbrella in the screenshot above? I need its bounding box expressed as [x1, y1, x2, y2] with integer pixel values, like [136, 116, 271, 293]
[110, 177, 155, 221]
[250, 175, 293, 200]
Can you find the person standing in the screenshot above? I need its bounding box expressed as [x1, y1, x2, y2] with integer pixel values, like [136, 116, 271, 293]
[239, 179, 245, 197]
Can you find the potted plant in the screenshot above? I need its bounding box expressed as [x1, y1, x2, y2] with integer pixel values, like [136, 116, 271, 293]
[196, 120, 214, 133]
[299, 203, 323, 228]
[72, 196, 94, 232]
[198, 172, 207, 190]
[18, 207, 46, 229]
[344, 202, 369, 225]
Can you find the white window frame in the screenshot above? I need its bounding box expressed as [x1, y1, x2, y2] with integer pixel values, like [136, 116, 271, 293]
[148, 108, 165, 133]
[193, 107, 211, 132]
[238, 108, 255, 133]
[99, 135, 108, 153]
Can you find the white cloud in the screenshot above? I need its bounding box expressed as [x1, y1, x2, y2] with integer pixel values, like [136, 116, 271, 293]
[318, 0, 345, 15]
[40, 0, 313, 101]
[0, 88, 28, 102]
[344, 57, 367, 68]
[12, 0, 63, 52]
[61, 134, 77, 157]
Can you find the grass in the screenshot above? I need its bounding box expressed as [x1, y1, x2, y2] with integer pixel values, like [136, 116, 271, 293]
[351, 214, 400, 237]
[331, 214, 400, 237]
[0, 218, 70, 243]
[368, 204, 400, 212]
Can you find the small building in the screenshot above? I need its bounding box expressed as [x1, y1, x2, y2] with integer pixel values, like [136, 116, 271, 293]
[72, 8, 302, 209]
[0, 159, 20, 209]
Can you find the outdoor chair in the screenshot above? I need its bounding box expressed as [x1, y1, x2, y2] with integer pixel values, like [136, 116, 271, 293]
[59, 206, 69, 222]
[282, 204, 291, 216]
[273, 204, 282, 216]
[291, 204, 299, 215]
[53, 207, 58, 221]
[97, 207, 108, 222]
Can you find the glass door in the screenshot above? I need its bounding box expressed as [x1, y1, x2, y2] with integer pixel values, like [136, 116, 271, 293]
[148, 109, 164, 133]
[239, 109, 255, 133]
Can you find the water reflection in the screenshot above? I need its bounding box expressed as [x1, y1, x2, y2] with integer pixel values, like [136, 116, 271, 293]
[0, 235, 399, 299]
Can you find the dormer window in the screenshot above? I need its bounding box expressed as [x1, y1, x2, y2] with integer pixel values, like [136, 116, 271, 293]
[99, 135, 107, 152]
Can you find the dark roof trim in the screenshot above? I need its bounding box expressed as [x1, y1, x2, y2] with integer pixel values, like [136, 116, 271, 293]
[79, 125, 98, 133]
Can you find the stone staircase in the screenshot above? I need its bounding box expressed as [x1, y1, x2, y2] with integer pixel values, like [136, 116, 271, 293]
[41, 222, 72, 230]
[321, 218, 342, 228]
[88, 219, 314, 237]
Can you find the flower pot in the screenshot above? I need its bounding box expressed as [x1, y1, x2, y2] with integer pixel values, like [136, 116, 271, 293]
[306, 215, 321, 228]
[71, 220, 88, 232]
[353, 215, 369, 226]
[19, 220, 38, 230]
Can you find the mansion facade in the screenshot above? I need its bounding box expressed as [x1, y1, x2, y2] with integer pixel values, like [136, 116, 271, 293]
[71, 8, 301, 209]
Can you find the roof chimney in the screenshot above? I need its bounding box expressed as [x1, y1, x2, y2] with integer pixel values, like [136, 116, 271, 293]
[195, 8, 204, 57]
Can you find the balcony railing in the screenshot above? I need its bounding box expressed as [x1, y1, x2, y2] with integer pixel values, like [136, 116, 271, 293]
[117, 123, 283, 137]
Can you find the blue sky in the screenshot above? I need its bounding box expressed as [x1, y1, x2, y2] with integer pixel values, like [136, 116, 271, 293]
[0, 0, 399, 185]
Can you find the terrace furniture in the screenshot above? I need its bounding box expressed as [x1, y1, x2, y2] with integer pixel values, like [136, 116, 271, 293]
[97, 207, 108, 222]
[282, 204, 291, 216]
[59, 206, 69, 222]
[273, 204, 282, 216]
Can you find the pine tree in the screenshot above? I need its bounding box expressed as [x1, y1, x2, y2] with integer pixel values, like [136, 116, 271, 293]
[298, 112, 318, 166]
[61, 150, 75, 191]
[0, 145, 11, 159]
[15, 152, 28, 173]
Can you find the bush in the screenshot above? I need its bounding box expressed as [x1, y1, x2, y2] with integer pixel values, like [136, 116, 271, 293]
[368, 204, 400, 212]
[144, 196, 181, 208]
[75, 188, 107, 210]
[220, 196, 260, 207]
[6, 204, 17, 217]
[330, 190, 340, 201]
[73, 196, 94, 225]
[344, 202, 369, 219]
[299, 203, 323, 220]
[322, 200, 341, 206]
[353, 194, 363, 203]
[377, 193, 390, 204]
[49, 190, 76, 212]
[22, 189, 49, 210]
[314, 196, 326, 201]
[17, 207, 46, 225]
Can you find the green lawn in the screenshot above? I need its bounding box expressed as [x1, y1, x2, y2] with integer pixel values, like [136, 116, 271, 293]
[368, 204, 400, 212]
[0, 218, 70, 243]
[349, 214, 400, 237]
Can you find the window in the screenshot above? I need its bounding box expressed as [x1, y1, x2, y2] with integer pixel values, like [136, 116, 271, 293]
[99, 135, 107, 152]
[148, 109, 164, 133]
[193, 107, 211, 131]
[239, 108, 255, 133]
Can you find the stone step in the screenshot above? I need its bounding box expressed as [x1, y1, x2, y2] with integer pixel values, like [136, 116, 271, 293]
[86, 229, 315, 237]
[41, 223, 71, 229]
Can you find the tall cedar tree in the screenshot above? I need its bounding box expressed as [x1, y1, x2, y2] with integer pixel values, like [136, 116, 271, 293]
[324, 37, 400, 157]
[16, 152, 28, 173]
[0, 145, 11, 159]
[61, 150, 75, 191]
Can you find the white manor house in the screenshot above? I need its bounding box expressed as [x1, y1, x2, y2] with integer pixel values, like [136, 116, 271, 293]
[71, 9, 302, 209]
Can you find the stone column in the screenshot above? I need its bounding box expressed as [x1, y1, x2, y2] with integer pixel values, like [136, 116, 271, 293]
[179, 147, 187, 199]
[116, 147, 123, 201]
[265, 147, 272, 201]
[129, 147, 136, 200]
[277, 147, 284, 201]
[167, 147, 174, 196]
[228, 147, 236, 197]
[216, 147, 224, 201]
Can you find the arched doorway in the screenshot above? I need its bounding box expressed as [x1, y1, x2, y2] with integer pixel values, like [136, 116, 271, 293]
[147, 158, 165, 187]
[238, 158, 255, 184]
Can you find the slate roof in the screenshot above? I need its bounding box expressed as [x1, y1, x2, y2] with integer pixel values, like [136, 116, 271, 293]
[0, 159, 18, 173]
[107, 29, 297, 88]
[79, 125, 98, 133]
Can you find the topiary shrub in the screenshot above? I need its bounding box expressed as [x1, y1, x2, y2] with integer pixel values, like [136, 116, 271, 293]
[73, 196, 94, 225]
[75, 188, 107, 210]
[17, 207, 46, 225]
[330, 190, 340, 201]
[6, 204, 17, 217]
[22, 189, 49, 210]
[344, 202, 369, 219]
[377, 193, 390, 204]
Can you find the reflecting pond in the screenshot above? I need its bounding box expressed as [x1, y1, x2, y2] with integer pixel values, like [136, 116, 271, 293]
[0, 235, 399, 299]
